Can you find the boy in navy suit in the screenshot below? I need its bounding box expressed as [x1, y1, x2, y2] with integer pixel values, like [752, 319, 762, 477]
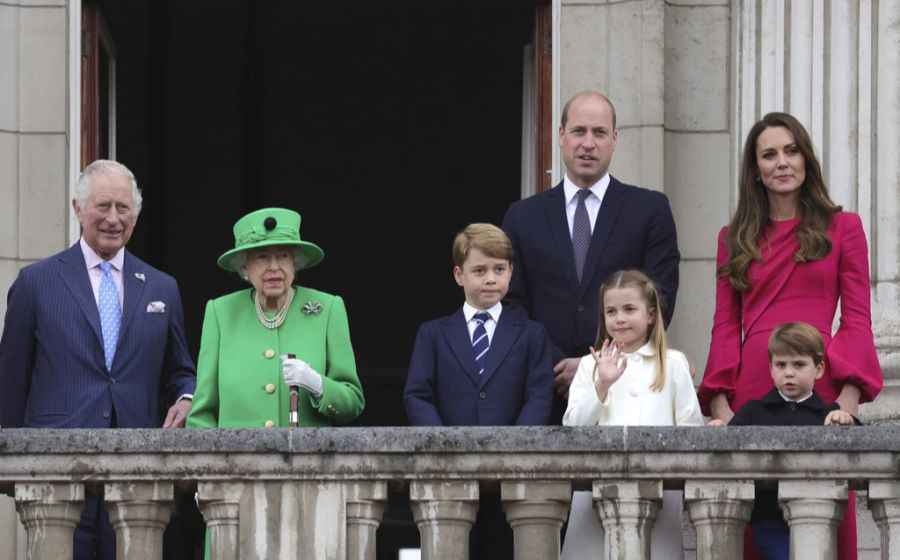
[404, 223, 554, 559]
[713, 321, 858, 560]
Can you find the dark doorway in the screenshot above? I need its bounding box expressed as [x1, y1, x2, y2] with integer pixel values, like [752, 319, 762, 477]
[101, 0, 538, 428]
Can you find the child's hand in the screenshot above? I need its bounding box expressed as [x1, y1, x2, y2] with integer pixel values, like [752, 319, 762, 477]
[590, 338, 627, 401]
[824, 409, 855, 426]
[706, 418, 727, 427]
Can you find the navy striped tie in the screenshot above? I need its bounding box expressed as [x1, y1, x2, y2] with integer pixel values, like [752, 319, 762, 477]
[472, 312, 491, 376]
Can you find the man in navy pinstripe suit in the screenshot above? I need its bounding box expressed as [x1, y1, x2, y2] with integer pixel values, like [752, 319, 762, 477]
[0, 160, 196, 560]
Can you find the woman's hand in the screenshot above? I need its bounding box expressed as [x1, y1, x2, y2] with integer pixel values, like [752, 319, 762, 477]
[590, 338, 627, 401]
[710, 393, 735, 424]
[281, 355, 324, 397]
[835, 384, 861, 417]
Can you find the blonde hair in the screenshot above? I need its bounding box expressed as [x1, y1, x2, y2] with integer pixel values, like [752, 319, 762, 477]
[594, 270, 671, 392]
[452, 223, 514, 267]
[768, 322, 825, 365]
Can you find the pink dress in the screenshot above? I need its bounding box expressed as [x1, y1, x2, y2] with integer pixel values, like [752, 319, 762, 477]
[698, 211, 882, 560]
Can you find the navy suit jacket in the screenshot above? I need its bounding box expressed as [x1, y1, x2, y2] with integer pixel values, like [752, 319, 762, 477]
[502, 177, 680, 364]
[403, 302, 553, 426]
[0, 244, 196, 428]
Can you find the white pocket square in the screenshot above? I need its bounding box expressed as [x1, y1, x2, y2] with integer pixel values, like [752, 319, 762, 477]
[147, 301, 166, 313]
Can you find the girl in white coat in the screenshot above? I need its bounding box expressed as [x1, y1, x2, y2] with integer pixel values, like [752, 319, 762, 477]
[562, 269, 703, 559]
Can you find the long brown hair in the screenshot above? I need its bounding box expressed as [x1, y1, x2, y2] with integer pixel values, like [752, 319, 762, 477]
[594, 270, 669, 392]
[719, 112, 840, 291]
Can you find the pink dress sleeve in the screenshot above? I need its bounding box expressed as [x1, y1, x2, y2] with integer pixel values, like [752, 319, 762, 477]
[697, 227, 743, 415]
[825, 212, 883, 403]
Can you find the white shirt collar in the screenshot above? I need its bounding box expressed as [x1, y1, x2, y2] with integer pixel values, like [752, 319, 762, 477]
[563, 173, 610, 205]
[80, 236, 125, 271]
[463, 301, 503, 323]
[623, 341, 656, 358]
[777, 390, 814, 403]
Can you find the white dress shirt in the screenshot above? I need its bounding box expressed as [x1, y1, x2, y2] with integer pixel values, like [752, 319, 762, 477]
[563, 173, 610, 238]
[80, 237, 125, 309]
[562, 342, 703, 427]
[462, 301, 502, 345]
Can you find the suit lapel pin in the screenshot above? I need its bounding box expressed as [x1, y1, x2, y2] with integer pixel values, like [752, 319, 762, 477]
[135, 273, 145, 282]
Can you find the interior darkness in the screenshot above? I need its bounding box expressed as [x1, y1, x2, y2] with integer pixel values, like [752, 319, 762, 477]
[100, 1, 536, 432]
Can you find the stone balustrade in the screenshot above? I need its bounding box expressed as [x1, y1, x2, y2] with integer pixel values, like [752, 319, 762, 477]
[1, 426, 899, 559]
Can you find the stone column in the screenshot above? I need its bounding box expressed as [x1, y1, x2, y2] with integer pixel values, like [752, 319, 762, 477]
[500, 480, 571, 560]
[779, 480, 848, 560]
[869, 481, 900, 559]
[865, 0, 900, 425]
[409, 480, 479, 560]
[14, 482, 84, 560]
[594, 480, 662, 560]
[197, 482, 243, 560]
[345, 481, 387, 560]
[104, 481, 174, 560]
[684, 480, 754, 560]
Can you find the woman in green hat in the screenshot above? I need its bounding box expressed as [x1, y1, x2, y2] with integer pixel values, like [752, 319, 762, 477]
[187, 208, 364, 429]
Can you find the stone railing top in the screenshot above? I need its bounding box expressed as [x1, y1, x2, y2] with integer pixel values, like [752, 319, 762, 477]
[0, 426, 898, 454]
[0, 427, 897, 486]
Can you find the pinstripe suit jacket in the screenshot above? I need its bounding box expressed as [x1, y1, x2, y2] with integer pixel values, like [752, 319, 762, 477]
[0, 244, 196, 428]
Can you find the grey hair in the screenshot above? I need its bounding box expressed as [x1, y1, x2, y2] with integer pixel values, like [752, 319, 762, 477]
[233, 246, 305, 283]
[74, 160, 143, 214]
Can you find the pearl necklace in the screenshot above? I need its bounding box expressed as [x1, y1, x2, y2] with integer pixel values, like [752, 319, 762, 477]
[254, 288, 294, 329]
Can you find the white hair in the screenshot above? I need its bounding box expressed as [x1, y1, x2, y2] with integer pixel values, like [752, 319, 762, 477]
[74, 160, 143, 214]
[233, 246, 305, 282]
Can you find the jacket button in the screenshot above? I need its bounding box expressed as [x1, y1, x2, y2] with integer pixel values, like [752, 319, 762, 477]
[110, 378, 116, 384]
[265, 383, 276, 394]
[102, 411, 110, 418]
[478, 392, 486, 399]
[264, 419, 275, 427]
[573, 339, 581, 347]
[264, 349, 276, 358]
[576, 305, 584, 313]
[789, 403, 797, 411]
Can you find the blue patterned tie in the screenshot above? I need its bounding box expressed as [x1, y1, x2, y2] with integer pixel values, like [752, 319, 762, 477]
[472, 312, 491, 376]
[99, 261, 121, 370]
[572, 188, 592, 283]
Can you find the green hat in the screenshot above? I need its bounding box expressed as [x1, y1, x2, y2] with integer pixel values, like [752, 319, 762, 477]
[217, 208, 324, 272]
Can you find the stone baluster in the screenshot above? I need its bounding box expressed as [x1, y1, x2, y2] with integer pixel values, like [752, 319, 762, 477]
[779, 480, 848, 560]
[197, 481, 243, 560]
[14, 482, 84, 560]
[500, 480, 571, 560]
[869, 481, 900, 559]
[409, 480, 479, 560]
[104, 481, 174, 560]
[594, 480, 662, 560]
[684, 480, 754, 559]
[345, 481, 388, 560]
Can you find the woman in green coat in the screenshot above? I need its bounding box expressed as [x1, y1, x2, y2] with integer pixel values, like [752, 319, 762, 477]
[187, 207, 364, 429]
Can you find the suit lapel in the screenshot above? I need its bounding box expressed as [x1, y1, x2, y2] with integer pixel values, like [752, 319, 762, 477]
[578, 177, 627, 300]
[440, 310, 482, 387]
[57, 245, 104, 349]
[545, 183, 580, 289]
[479, 307, 522, 388]
[118, 251, 146, 344]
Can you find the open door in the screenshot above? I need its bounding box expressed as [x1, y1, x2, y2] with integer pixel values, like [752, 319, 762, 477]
[81, 0, 116, 168]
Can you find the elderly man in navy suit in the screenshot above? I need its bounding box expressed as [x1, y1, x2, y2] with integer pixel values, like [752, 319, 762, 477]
[502, 91, 680, 424]
[0, 159, 197, 559]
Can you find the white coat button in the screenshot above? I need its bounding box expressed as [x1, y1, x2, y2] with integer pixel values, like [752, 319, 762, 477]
[264, 349, 276, 358]
[265, 383, 276, 394]
[264, 420, 275, 427]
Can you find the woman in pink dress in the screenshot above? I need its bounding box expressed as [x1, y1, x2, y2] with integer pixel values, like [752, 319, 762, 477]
[697, 112, 882, 559]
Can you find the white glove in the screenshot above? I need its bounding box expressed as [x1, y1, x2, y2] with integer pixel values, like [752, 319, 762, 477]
[281, 355, 324, 398]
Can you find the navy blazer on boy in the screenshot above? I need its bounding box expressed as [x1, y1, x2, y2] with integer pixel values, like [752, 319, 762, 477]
[0, 243, 196, 429]
[403, 302, 553, 426]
